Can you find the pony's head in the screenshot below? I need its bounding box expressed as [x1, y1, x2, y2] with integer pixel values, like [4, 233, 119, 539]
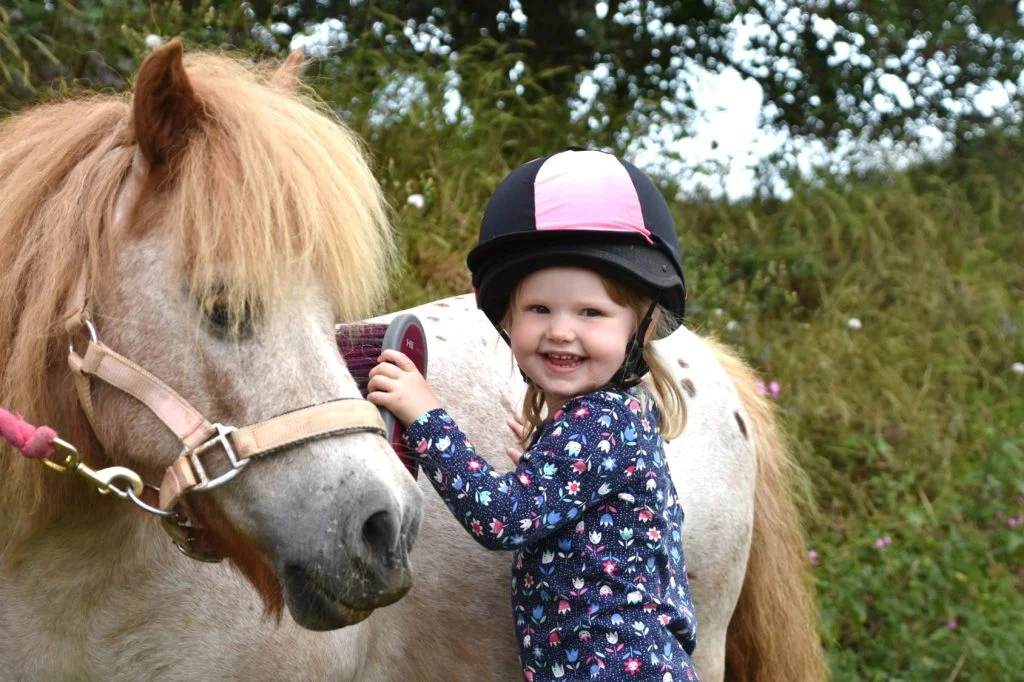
[0, 40, 422, 630]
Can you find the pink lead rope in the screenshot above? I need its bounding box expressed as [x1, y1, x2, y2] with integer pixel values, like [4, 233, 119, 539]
[0, 407, 58, 460]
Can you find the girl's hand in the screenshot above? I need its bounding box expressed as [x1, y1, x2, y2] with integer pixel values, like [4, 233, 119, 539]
[367, 349, 442, 426]
[505, 415, 525, 465]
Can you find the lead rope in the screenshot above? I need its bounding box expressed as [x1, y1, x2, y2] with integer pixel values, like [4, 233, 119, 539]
[0, 407, 58, 460]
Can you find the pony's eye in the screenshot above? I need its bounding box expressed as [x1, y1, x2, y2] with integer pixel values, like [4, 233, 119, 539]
[207, 301, 231, 331]
[203, 298, 254, 340]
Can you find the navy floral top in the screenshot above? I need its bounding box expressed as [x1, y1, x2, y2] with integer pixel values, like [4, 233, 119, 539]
[403, 387, 699, 681]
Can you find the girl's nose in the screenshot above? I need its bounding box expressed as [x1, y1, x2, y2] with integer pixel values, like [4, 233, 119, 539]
[546, 315, 575, 342]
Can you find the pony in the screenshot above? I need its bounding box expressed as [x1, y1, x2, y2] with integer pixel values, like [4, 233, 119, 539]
[0, 41, 422, 677]
[0, 42, 827, 681]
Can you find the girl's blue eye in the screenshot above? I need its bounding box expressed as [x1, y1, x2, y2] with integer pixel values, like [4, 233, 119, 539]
[581, 308, 602, 317]
[527, 304, 548, 314]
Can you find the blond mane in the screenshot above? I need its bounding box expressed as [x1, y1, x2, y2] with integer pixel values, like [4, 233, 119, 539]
[0, 51, 393, 516]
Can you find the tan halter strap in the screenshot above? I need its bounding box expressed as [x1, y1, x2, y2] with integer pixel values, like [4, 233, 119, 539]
[62, 266, 387, 561]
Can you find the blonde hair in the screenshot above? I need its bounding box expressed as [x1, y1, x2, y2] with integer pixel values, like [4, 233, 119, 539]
[505, 275, 688, 447]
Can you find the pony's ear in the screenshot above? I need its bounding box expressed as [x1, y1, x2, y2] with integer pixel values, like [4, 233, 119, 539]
[132, 38, 201, 169]
[270, 49, 304, 92]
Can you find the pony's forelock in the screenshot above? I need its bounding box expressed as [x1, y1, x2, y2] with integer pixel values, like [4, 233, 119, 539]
[0, 51, 392, 527]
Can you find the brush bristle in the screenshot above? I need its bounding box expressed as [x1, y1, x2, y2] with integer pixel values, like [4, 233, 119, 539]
[336, 323, 389, 395]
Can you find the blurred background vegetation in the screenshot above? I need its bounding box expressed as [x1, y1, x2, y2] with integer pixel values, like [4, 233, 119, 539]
[2, 2, 1022, 679]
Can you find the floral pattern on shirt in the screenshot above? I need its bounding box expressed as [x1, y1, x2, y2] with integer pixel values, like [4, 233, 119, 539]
[404, 388, 699, 681]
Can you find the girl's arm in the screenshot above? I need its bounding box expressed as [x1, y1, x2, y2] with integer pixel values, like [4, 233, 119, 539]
[367, 349, 650, 550]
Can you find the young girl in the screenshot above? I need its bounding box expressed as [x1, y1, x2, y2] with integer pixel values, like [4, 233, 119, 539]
[368, 149, 698, 681]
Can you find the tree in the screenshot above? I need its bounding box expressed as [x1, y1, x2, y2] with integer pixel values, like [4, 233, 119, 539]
[4, 1, 1023, 158]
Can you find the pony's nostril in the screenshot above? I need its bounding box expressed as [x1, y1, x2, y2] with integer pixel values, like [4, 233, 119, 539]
[361, 509, 400, 562]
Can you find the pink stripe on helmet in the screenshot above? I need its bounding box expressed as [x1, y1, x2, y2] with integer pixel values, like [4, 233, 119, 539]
[533, 150, 652, 243]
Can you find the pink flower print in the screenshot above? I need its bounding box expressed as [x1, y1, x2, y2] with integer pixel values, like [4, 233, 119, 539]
[548, 630, 561, 645]
[518, 472, 532, 487]
[627, 398, 641, 412]
[466, 457, 483, 472]
[565, 480, 581, 495]
[579, 630, 592, 642]
[624, 657, 643, 676]
[643, 602, 656, 613]
[470, 518, 483, 535]
[415, 438, 429, 454]
[572, 406, 590, 419]
[490, 519, 504, 537]
[572, 460, 587, 473]
[658, 614, 671, 625]
[638, 509, 654, 522]
[647, 528, 662, 541]
[523, 574, 535, 588]
[602, 560, 618, 576]
[557, 599, 571, 615]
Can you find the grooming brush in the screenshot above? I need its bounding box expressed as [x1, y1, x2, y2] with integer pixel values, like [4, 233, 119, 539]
[336, 314, 428, 479]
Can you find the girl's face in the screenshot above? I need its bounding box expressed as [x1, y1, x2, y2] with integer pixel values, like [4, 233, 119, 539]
[507, 267, 637, 412]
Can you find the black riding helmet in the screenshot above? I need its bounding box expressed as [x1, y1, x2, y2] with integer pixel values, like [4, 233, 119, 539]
[467, 149, 686, 384]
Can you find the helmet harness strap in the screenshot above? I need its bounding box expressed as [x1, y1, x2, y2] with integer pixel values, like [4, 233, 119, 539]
[612, 299, 659, 387]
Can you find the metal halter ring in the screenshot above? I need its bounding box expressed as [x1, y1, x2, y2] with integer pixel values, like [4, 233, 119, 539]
[68, 316, 99, 357]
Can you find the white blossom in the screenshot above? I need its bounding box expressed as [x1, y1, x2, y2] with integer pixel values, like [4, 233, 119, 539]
[847, 317, 863, 330]
[406, 193, 425, 209]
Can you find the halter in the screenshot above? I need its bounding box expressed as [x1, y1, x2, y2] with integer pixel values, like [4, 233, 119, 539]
[61, 268, 387, 562]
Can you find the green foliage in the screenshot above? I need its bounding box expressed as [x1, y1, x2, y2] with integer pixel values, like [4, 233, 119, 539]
[0, 1, 260, 111]
[657, 142, 1024, 679]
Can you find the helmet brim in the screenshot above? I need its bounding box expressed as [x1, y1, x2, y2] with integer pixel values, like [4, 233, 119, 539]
[471, 231, 686, 335]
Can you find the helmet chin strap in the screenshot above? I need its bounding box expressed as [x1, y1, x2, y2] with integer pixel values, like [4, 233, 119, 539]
[611, 299, 659, 388]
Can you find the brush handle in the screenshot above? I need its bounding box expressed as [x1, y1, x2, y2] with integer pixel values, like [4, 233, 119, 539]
[378, 314, 428, 478]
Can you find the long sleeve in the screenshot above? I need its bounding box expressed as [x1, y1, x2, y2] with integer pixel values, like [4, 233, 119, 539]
[403, 391, 650, 551]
